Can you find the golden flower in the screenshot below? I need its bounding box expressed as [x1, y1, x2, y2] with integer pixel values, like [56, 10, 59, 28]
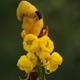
[23, 34, 38, 52]
[38, 35, 54, 53]
[45, 52, 63, 73]
[17, 55, 33, 73]
[39, 51, 50, 65]
[27, 52, 37, 68]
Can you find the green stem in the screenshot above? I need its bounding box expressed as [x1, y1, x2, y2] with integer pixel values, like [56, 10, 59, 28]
[35, 53, 43, 80]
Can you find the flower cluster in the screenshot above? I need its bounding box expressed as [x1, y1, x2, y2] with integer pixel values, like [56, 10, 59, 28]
[16, 1, 63, 80]
[17, 34, 63, 74]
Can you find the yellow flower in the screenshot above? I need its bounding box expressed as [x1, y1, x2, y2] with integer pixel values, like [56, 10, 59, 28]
[27, 52, 37, 68]
[45, 52, 63, 73]
[39, 51, 50, 64]
[23, 34, 38, 52]
[17, 55, 33, 73]
[38, 35, 54, 53]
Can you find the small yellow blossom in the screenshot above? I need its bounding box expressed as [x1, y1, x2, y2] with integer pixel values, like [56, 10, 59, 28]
[44, 52, 63, 73]
[23, 34, 38, 52]
[38, 35, 54, 53]
[21, 30, 27, 38]
[27, 52, 37, 68]
[39, 51, 50, 64]
[17, 55, 33, 73]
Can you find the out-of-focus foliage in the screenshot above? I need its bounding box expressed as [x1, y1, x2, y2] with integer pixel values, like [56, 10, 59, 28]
[0, 0, 80, 80]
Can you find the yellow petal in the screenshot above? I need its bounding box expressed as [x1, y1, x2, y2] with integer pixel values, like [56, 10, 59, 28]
[45, 64, 58, 73]
[16, 1, 37, 21]
[50, 52, 63, 65]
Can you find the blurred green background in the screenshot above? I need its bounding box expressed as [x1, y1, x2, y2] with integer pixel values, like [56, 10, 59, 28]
[0, 0, 80, 80]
